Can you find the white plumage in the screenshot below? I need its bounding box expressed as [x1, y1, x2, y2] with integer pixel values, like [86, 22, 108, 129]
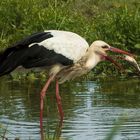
[37, 30, 89, 62]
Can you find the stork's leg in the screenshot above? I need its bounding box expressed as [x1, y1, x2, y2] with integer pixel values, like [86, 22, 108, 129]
[56, 79, 64, 122]
[40, 75, 54, 128]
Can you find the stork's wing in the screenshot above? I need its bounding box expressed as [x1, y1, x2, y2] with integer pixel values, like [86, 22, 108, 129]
[0, 32, 53, 64]
[0, 30, 89, 76]
[22, 44, 74, 68]
[37, 30, 89, 62]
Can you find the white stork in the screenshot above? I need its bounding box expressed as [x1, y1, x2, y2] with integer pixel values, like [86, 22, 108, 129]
[0, 30, 135, 127]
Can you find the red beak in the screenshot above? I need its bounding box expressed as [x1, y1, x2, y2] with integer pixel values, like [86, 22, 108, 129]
[109, 47, 134, 56]
[104, 47, 134, 71]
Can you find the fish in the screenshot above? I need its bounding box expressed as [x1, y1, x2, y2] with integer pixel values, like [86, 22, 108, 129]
[124, 55, 140, 74]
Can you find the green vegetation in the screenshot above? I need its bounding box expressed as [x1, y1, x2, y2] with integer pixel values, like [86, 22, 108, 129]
[0, 0, 140, 77]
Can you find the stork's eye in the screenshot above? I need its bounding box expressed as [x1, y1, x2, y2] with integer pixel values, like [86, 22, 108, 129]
[102, 45, 109, 49]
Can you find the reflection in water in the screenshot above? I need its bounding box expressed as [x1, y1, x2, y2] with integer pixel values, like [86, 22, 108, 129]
[41, 120, 63, 140]
[0, 77, 140, 140]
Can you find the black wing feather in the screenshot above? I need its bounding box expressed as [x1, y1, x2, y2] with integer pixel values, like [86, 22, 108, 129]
[0, 48, 28, 76]
[22, 44, 73, 68]
[0, 32, 53, 76]
[12, 32, 53, 47]
[0, 32, 73, 76]
[0, 32, 53, 64]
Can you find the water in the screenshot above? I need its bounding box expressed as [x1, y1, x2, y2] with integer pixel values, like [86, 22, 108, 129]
[0, 77, 140, 140]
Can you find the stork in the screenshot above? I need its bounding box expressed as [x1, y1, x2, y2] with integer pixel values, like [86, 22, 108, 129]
[0, 30, 135, 128]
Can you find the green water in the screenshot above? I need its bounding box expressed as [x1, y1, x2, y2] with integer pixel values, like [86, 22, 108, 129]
[0, 77, 140, 140]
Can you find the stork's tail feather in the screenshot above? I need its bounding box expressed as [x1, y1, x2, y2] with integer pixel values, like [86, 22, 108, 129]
[0, 47, 27, 77]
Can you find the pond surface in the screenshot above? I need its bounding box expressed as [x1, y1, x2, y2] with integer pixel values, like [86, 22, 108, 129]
[0, 77, 140, 140]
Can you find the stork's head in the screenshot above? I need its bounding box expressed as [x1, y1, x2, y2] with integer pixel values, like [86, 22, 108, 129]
[88, 40, 135, 70]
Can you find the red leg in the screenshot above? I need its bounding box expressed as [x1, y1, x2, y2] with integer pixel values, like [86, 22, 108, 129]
[56, 80, 64, 122]
[40, 75, 54, 129]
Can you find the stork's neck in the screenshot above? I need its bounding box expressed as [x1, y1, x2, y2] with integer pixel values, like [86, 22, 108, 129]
[84, 51, 101, 70]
